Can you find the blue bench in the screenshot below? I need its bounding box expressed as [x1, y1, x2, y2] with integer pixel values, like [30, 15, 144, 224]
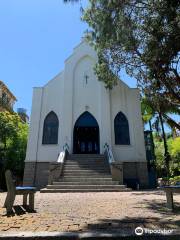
[4, 170, 36, 213]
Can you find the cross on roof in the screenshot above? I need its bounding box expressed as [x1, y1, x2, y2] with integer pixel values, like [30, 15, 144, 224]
[84, 74, 89, 84]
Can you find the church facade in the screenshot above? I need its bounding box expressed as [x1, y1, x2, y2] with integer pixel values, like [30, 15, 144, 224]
[23, 41, 148, 188]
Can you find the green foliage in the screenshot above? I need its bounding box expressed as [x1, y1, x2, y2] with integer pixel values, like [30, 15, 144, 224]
[168, 137, 180, 177]
[141, 97, 154, 124]
[154, 136, 180, 178]
[171, 137, 180, 157]
[0, 111, 18, 148]
[82, 0, 180, 103]
[0, 111, 28, 188]
[154, 140, 164, 176]
[141, 96, 179, 178]
[169, 176, 180, 185]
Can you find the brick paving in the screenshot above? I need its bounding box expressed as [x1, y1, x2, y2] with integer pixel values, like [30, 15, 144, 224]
[0, 190, 179, 233]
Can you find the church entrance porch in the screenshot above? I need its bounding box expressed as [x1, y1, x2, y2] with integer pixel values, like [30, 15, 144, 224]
[73, 111, 100, 154]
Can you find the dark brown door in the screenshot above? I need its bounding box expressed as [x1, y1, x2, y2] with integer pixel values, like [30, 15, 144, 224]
[73, 112, 100, 154]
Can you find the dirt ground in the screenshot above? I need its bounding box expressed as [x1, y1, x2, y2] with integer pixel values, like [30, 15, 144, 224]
[0, 190, 180, 234]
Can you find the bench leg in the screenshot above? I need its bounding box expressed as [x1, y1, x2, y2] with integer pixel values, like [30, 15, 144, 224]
[6, 193, 15, 214]
[23, 194, 28, 206]
[166, 190, 174, 210]
[4, 192, 10, 208]
[29, 193, 34, 210]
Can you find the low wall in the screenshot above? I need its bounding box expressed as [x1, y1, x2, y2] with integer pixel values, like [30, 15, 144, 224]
[23, 162, 49, 189]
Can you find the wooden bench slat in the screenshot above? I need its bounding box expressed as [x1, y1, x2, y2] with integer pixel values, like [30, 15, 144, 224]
[16, 186, 36, 190]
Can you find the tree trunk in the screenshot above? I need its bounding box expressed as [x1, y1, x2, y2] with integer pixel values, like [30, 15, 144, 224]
[149, 120, 156, 163]
[158, 112, 170, 178]
[149, 120, 152, 132]
[4, 136, 7, 150]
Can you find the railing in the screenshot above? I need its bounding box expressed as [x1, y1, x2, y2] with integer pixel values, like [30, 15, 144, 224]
[104, 143, 124, 183]
[57, 143, 69, 163]
[63, 143, 70, 152]
[48, 143, 70, 184]
[104, 143, 115, 164]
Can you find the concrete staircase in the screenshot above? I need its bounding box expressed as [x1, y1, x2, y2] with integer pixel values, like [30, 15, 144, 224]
[41, 154, 130, 193]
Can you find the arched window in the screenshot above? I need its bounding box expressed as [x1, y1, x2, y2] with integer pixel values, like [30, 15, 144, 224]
[114, 112, 130, 145]
[42, 111, 59, 144]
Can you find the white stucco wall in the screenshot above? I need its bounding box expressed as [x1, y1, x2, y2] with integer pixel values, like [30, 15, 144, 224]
[25, 41, 146, 163]
[26, 87, 43, 161]
[110, 82, 146, 162]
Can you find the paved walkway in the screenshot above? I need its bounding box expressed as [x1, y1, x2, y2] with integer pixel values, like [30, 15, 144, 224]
[0, 191, 179, 234]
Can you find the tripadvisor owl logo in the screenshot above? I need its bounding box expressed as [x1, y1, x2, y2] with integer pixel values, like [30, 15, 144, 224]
[135, 227, 174, 235]
[135, 227, 144, 236]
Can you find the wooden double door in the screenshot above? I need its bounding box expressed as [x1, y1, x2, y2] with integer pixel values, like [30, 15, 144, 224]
[73, 126, 99, 154]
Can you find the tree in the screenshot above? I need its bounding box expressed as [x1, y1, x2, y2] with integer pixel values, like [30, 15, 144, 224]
[169, 137, 180, 176]
[65, 0, 180, 178]
[141, 95, 180, 177]
[154, 136, 180, 177]
[65, 0, 180, 103]
[0, 111, 28, 189]
[0, 111, 18, 150]
[141, 97, 154, 130]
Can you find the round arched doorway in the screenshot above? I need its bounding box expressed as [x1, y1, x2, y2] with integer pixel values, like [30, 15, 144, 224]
[73, 111, 100, 154]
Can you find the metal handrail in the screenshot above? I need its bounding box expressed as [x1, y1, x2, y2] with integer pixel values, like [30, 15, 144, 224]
[104, 143, 115, 164]
[57, 152, 66, 163]
[63, 143, 70, 152]
[48, 143, 70, 184]
[57, 143, 70, 163]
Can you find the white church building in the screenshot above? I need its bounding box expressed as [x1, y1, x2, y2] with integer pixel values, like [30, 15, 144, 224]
[23, 41, 149, 190]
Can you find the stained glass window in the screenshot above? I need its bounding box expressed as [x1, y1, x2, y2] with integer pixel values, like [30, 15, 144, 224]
[42, 111, 59, 144]
[114, 112, 130, 145]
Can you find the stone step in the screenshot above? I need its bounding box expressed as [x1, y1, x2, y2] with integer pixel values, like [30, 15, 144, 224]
[64, 164, 110, 169]
[47, 184, 126, 189]
[67, 157, 105, 160]
[63, 172, 111, 176]
[63, 173, 111, 177]
[64, 164, 109, 168]
[66, 159, 106, 162]
[63, 169, 110, 173]
[65, 160, 109, 164]
[53, 181, 120, 185]
[65, 161, 108, 165]
[40, 188, 131, 193]
[65, 160, 108, 164]
[68, 154, 104, 158]
[63, 166, 110, 170]
[59, 177, 113, 182]
[42, 154, 120, 193]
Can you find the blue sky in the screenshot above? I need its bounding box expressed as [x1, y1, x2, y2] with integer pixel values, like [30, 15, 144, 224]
[0, 0, 137, 116]
[0, 0, 179, 131]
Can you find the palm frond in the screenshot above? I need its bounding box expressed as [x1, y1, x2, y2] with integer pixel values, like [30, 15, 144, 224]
[163, 114, 180, 131]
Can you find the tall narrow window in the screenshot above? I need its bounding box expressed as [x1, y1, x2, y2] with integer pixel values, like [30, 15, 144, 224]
[114, 112, 130, 145]
[42, 111, 59, 144]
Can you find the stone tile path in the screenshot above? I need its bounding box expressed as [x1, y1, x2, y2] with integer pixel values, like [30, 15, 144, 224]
[0, 191, 179, 233]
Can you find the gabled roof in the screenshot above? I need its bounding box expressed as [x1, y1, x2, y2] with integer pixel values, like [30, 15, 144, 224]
[41, 40, 137, 90]
[0, 80, 17, 101]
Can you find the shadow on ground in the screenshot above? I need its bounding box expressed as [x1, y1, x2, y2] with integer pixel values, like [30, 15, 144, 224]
[134, 197, 180, 215]
[131, 190, 165, 196]
[2, 205, 36, 217]
[85, 216, 180, 232]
